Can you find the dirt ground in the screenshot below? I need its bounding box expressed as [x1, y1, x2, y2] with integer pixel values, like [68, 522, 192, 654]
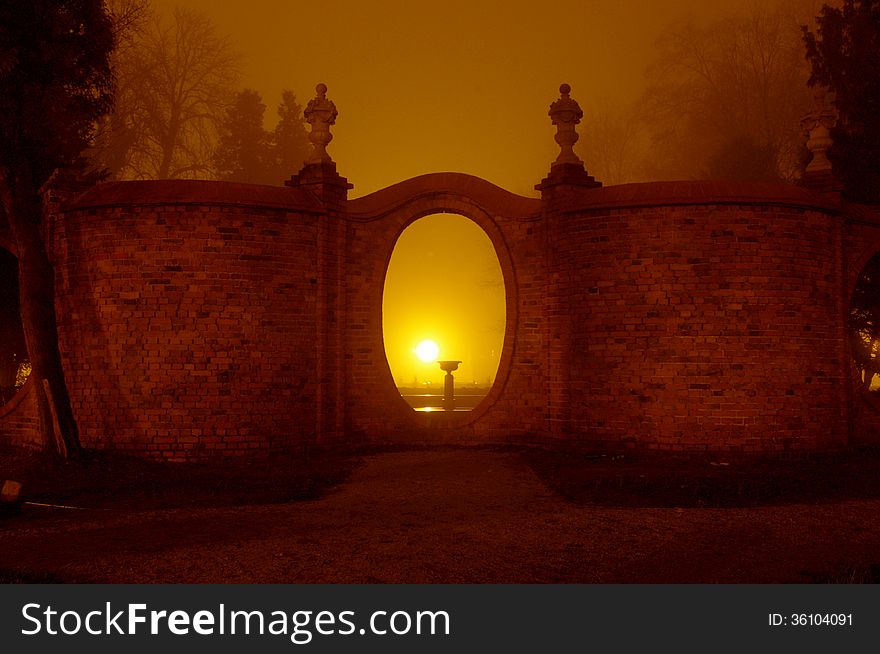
[1, 446, 879, 583]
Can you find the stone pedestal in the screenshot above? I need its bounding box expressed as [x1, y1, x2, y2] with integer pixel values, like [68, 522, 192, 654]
[438, 360, 461, 411]
[537, 84, 601, 203]
[536, 162, 601, 192]
[285, 84, 352, 207]
[800, 169, 842, 194]
[285, 162, 352, 207]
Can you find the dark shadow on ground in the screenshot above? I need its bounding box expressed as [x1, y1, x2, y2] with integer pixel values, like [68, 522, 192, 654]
[522, 446, 880, 508]
[0, 445, 362, 511]
[7, 443, 880, 512]
[2, 445, 880, 583]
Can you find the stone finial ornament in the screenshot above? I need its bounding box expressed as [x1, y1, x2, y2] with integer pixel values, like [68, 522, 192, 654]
[800, 86, 838, 174]
[304, 83, 338, 164]
[286, 82, 352, 203]
[549, 83, 584, 166]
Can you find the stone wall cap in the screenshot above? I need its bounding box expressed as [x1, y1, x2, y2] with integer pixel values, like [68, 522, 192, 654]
[65, 179, 324, 214]
[347, 172, 541, 221]
[562, 180, 842, 214]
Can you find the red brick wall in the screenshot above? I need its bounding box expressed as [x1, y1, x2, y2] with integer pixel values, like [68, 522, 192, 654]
[343, 173, 545, 445]
[3, 175, 860, 458]
[53, 181, 325, 459]
[346, 177, 851, 453]
[549, 192, 846, 452]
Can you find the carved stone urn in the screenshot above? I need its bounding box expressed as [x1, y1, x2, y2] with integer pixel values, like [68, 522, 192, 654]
[304, 83, 338, 164]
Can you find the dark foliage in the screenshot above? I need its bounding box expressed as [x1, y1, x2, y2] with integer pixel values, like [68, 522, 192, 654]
[215, 89, 273, 184]
[640, 4, 812, 183]
[706, 134, 782, 182]
[849, 252, 880, 387]
[214, 88, 310, 185]
[803, 0, 880, 202]
[0, 0, 114, 186]
[0, 0, 115, 457]
[271, 90, 310, 184]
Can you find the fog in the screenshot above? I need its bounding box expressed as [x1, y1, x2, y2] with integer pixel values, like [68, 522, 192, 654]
[132, 0, 828, 391]
[150, 0, 823, 196]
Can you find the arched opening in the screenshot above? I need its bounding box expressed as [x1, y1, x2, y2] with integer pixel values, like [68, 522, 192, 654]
[382, 213, 506, 411]
[0, 248, 30, 406]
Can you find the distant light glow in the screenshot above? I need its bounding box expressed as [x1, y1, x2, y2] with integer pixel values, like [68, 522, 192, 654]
[383, 213, 505, 387]
[414, 339, 440, 363]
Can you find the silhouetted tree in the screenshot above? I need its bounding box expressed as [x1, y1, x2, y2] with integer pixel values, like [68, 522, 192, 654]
[850, 253, 880, 388]
[215, 89, 273, 184]
[105, 6, 241, 179]
[803, 0, 880, 202]
[213, 88, 310, 185]
[640, 2, 816, 182]
[0, 0, 115, 457]
[270, 90, 311, 184]
[87, 0, 151, 178]
[706, 134, 781, 182]
[580, 102, 648, 185]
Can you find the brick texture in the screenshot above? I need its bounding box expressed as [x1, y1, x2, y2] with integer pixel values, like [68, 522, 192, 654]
[52, 181, 324, 459]
[0, 175, 873, 457]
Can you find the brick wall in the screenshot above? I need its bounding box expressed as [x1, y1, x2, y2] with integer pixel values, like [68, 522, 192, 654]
[53, 181, 325, 459]
[549, 187, 846, 452]
[342, 176, 852, 453]
[343, 173, 544, 445]
[1, 174, 866, 457]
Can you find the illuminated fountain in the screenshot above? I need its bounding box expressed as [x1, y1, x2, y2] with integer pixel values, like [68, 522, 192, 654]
[437, 360, 462, 411]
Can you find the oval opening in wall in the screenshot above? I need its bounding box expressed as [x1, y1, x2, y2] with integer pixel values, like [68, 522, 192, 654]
[382, 213, 506, 412]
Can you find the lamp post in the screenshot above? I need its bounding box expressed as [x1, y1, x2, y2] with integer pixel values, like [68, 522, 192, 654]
[437, 360, 461, 411]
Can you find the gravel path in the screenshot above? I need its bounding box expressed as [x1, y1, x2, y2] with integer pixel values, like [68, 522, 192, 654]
[2, 450, 878, 583]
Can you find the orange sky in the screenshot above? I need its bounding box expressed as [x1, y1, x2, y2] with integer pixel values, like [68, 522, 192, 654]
[152, 0, 760, 196]
[383, 214, 505, 386]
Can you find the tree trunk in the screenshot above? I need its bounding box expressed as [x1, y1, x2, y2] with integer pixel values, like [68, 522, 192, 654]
[0, 178, 81, 458]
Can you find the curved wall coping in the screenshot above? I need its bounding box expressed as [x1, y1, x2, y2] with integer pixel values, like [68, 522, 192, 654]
[842, 201, 880, 226]
[563, 180, 841, 214]
[62, 177, 847, 221]
[347, 172, 542, 221]
[65, 179, 322, 214]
